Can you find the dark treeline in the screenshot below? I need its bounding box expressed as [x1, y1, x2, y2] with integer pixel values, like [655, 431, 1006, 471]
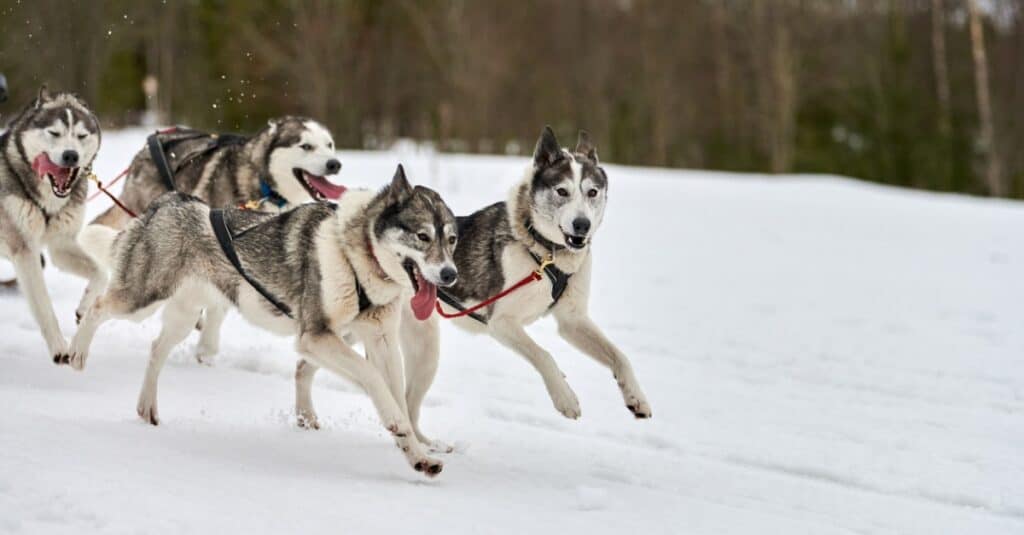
[1, 0, 1021, 197]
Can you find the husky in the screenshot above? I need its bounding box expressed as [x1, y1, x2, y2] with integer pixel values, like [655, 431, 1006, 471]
[87, 116, 344, 363]
[399, 126, 651, 447]
[67, 165, 459, 477]
[90, 116, 345, 231]
[0, 86, 106, 360]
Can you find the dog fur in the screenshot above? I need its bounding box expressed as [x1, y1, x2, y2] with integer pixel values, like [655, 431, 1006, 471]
[400, 126, 652, 448]
[0, 86, 106, 359]
[67, 166, 460, 477]
[90, 116, 342, 231]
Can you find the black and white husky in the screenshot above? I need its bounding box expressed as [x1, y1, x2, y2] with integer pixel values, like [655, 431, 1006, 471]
[0, 87, 106, 360]
[399, 127, 652, 448]
[68, 166, 459, 477]
[90, 116, 344, 231]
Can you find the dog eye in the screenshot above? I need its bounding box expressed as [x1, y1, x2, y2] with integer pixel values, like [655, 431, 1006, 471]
[447, 236, 456, 245]
[47, 130, 60, 138]
[417, 233, 431, 242]
[556, 188, 569, 197]
[300, 143, 313, 151]
[587, 189, 599, 198]
[76, 133, 88, 140]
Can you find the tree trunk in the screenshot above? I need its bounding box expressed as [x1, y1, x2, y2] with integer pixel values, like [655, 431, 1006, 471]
[931, 0, 952, 189]
[967, 0, 1004, 196]
[931, 0, 951, 135]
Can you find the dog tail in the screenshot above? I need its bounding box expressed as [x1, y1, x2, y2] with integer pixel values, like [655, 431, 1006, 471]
[78, 224, 119, 270]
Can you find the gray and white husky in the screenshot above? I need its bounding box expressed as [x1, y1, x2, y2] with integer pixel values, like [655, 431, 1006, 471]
[87, 116, 344, 363]
[0, 86, 106, 360]
[400, 126, 651, 448]
[68, 166, 459, 477]
[90, 116, 344, 231]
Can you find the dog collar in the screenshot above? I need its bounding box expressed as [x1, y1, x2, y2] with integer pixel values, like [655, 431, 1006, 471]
[259, 180, 288, 208]
[524, 221, 566, 252]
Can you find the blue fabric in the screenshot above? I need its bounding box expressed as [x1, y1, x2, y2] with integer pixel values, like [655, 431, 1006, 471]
[259, 180, 287, 208]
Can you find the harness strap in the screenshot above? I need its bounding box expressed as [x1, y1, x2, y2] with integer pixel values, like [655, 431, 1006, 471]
[528, 251, 571, 304]
[437, 289, 488, 324]
[147, 133, 177, 191]
[209, 209, 294, 318]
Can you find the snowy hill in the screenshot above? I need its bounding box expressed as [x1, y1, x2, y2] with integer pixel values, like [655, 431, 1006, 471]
[1, 129, 1022, 534]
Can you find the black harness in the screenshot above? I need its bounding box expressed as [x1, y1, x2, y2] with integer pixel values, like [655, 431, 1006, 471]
[209, 208, 372, 318]
[147, 130, 249, 192]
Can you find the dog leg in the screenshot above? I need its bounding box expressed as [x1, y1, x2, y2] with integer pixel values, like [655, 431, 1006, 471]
[137, 297, 200, 426]
[297, 331, 443, 477]
[398, 306, 451, 452]
[294, 358, 320, 429]
[489, 316, 581, 419]
[556, 316, 652, 419]
[194, 304, 227, 365]
[11, 250, 67, 359]
[67, 287, 158, 370]
[48, 238, 107, 324]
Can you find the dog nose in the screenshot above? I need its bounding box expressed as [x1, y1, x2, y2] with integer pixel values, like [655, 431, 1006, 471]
[572, 217, 591, 236]
[439, 266, 458, 286]
[61, 150, 79, 167]
[325, 159, 341, 174]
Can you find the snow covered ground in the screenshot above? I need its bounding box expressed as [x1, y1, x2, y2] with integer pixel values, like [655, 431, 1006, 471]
[1, 129, 1022, 534]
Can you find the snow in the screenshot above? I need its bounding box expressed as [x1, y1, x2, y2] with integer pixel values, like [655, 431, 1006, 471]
[2, 128, 1022, 534]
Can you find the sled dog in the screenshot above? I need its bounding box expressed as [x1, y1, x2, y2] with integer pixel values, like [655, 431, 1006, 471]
[0, 86, 106, 359]
[88, 116, 345, 363]
[399, 126, 652, 448]
[90, 116, 344, 230]
[69, 166, 459, 477]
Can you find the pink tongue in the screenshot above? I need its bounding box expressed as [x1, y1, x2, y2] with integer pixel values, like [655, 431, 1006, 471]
[32, 153, 71, 187]
[410, 270, 437, 321]
[305, 173, 347, 200]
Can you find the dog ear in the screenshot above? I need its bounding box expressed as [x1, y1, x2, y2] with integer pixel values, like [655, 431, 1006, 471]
[575, 130, 598, 163]
[34, 84, 52, 109]
[265, 118, 280, 135]
[388, 164, 413, 203]
[533, 125, 562, 167]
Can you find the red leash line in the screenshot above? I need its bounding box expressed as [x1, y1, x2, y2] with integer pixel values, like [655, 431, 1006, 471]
[86, 167, 128, 202]
[435, 270, 542, 319]
[87, 172, 138, 218]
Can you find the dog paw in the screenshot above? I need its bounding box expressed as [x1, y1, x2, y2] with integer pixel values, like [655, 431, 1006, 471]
[296, 411, 320, 430]
[66, 350, 88, 371]
[626, 395, 652, 419]
[137, 398, 159, 426]
[194, 345, 217, 366]
[548, 380, 581, 419]
[413, 458, 444, 477]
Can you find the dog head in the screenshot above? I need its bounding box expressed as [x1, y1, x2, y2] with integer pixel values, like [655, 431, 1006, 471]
[16, 86, 101, 199]
[527, 126, 607, 252]
[372, 165, 458, 320]
[265, 116, 344, 204]
[0, 73, 8, 103]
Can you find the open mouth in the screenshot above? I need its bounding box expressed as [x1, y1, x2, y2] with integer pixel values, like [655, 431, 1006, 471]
[403, 258, 438, 321]
[564, 234, 588, 250]
[32, 154, 80, 198]
[292, 168, 346, 201]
